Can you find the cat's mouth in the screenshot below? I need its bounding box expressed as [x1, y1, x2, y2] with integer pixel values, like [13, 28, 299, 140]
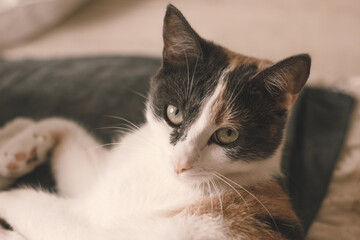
[175, 169, 215, 184]
[176, 170, 231, 196]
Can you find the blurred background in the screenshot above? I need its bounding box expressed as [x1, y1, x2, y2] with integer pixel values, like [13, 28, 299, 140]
[0, 0, 359, 78]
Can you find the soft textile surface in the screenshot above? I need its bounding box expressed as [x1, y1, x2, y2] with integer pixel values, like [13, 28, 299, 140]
[306, 76, 360, 240]
[0, 0, 89, 48]
[283, 87, 355, 231]
[0, 56, 355, 234]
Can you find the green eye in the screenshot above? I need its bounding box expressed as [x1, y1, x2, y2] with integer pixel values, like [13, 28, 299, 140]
[166, 105, 183, 126]
[213, 128, 239, 145]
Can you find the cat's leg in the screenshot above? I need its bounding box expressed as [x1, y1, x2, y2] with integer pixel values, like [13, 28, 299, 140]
[0, 119, 55, 190]
[45, 118, 108, 197]
[0, 188, 225, 240]
[0, 118, 36, 189]
[0, 117, 110, 239]
[0, 117, 107, 197]
[0, 188, 116, 240]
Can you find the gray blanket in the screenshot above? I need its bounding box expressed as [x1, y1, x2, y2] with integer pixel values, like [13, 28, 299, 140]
[0, 56, 355, 233]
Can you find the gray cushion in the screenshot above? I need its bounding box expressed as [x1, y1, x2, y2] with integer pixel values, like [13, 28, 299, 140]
[283, 87, 355, 231]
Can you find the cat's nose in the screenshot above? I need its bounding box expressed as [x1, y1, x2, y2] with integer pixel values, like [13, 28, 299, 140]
[174, 166, 189, 174]
[174, 159, 193, 175]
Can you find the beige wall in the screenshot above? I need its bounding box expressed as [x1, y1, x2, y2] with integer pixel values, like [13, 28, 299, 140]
[2, 0, 360, 78]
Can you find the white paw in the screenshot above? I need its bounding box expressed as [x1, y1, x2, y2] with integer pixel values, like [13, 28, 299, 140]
[0, 127, 54, 178]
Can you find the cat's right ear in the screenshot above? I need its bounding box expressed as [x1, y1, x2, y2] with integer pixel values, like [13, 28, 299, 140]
[162, 5, 203, 66]
[253, 54, 311, 104]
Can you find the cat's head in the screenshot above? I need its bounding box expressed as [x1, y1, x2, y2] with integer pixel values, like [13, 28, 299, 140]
[146, 5, 310, 185]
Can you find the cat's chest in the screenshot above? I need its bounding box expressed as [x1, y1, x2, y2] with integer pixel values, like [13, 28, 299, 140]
[83, 127, 201, 224]
[107, 152, 198, 213]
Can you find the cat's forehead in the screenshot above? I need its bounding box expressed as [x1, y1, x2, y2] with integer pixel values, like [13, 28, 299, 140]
[152, 51, 273, 135]
[151, 47, 275, 122]
[211, 50, 273, 125]
[161, 47, 272, 99]
[224, 48, 272, 72]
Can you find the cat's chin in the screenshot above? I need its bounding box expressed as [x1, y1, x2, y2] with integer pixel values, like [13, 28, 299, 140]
[175, 170, 214, 185]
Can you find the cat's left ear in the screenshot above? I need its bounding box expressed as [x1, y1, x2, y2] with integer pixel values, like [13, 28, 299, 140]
[254, 54, 311, 104]
[162, 5, 203, 65]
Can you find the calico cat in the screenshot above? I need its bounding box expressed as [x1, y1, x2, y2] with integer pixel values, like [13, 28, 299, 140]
[0, 4, 310, 240]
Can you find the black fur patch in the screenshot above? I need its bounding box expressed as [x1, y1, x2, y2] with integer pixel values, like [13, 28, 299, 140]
[219, 65, 289, 161]
[150, 41, 229, 145]
[0, 218, 13, 231]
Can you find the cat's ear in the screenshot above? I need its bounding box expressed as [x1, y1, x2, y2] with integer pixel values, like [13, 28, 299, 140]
[253, 54, 311, 104]
[162, 5, 203, 65]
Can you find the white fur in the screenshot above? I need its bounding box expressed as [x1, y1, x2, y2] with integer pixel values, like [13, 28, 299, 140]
[0, 72, 285, 239]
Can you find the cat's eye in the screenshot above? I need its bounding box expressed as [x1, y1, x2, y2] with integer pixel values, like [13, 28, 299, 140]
[166, 105, 183, 126]
[213, 128, 239, 145]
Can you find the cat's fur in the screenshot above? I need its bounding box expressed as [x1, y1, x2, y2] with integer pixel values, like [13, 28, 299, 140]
[0, 5, 310, 240]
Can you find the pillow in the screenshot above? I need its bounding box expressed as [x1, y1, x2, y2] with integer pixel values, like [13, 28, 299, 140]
[306, 76, 360, 239]
[0, 0, 89, 48]
[282, 87, 355, 231]
[0, 56, 355, 233]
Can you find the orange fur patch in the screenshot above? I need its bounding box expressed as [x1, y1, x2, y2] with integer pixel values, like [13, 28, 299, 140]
[224, 48, 272, 71]
[210, 48, 273, 126]
[211, 82, 247, 127]
[166, 181, 303, 239]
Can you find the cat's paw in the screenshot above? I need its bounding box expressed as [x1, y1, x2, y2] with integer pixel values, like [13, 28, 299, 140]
[0, 118, 35, 145]
[0, 127, 54, 178]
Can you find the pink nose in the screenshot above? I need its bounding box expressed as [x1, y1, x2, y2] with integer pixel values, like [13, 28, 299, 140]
[174, 160, 193, 175]
[174, 166, 189, 174]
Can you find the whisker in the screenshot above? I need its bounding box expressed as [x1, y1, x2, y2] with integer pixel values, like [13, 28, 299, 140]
[196, 177, 207, 215]
[189, 56, 199, 97]
[211, 172, 249, 210]
[227, 79, 245, 111]
[130, 89, 149, 101]
[110, 130, 161, 149]
[103, 124, 161, 149]
[99, 126, 137, 135]
[204, 177, 214, 216]
[209, 177, 223, 217]
[212, 171, 279, 232]
[185, 52, 190, 100]
[106, 115, 141, 130]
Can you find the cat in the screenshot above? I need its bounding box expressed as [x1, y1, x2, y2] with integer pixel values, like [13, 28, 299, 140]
[0, 4, 310, 240]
